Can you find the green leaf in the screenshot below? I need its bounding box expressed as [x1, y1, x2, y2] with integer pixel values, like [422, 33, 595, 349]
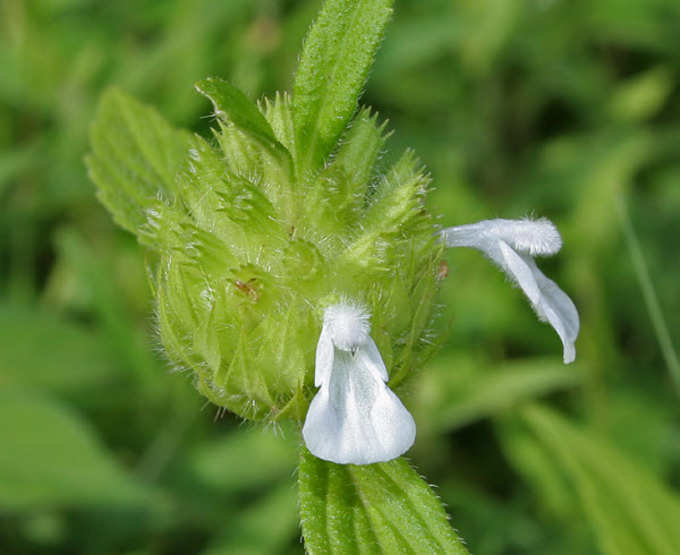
[86, 87, 192, 236]
[195, 77, 290, 162]
[298, 448, 468, 554]
[521, 405, 680, 555]
[0, 391, 160, 510]
[293, 0, 394, 171]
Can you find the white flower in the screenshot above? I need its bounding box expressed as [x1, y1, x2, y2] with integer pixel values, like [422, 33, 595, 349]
[302, 303, 416, 465]
[441, 218, 579, 363]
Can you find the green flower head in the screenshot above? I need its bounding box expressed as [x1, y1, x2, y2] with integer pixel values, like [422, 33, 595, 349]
[88, 71, 443, 423]
[87, 0, 576, 466]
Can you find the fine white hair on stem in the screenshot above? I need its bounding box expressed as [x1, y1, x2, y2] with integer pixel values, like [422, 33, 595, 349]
[302, 302, 416, 465]
[441, 218, 579, 364]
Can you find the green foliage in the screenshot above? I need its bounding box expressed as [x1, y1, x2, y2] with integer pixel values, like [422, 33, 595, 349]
[202, 483, 298, 555]
[188, 426, 298, 492]
[0, 304, 117, 393]
[293, 0, 394, 172]
[0, 391, 160, 511]
[86, 88, 193, 235]
[514, 405, 680, 555]
[197, 77, 282, 148]
[418, 356, 583, 433]
[2, 0, 680, 553]
[298, 448, 468, 554]
[195, 77, 294, 185]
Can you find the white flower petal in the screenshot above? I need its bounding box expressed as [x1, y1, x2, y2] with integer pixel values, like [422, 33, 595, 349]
[494, 218, 562, 256]
[302, 304, 415, 465]
[499, 242, 579, 363]
[442, 218, 562, 257]
[302, 347, 415, 465]
[314, 325, 334, 387]
[498, 240, 542, 305]
[356, 336, 389, 382]
[523, 256, 579, 364]
[441, 217, 579, 363]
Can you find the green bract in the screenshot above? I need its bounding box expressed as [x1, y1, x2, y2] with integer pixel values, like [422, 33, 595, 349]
[87, 3, 443, 422]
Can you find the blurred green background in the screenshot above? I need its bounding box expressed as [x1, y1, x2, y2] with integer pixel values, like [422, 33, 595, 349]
[2, 0, 680, 553]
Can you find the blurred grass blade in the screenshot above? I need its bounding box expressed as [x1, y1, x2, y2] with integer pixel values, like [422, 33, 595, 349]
[189, 426, 298, 492]
[0, 141, 42, 197]
[51, 228, 162, 396]
[0, 303, 117, 393]
[86, 87, 192, 236]
[0, 391, 160, 511]
[201, 483, 298, 555]
[616, 194, 680, 396]
[298, 448, 468, 553]
[522, 404, 680, 555]
[608, 66, 673, 123]
[293, 0, 394, 171]
[418, 356, 583, 433]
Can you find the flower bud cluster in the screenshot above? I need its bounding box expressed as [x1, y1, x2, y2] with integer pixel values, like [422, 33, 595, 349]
[144, 93, 443, 421]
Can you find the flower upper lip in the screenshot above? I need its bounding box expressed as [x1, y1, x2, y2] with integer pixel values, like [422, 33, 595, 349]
[441, 217, 580, 364]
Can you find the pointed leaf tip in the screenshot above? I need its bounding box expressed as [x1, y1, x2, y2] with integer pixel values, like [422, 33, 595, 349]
[293, 0, 395, 171]
[195, 77, 280, 147]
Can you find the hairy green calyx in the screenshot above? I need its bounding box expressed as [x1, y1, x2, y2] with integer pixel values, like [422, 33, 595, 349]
[87, 83, 442, 422]
[87, 0, 443, 423]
